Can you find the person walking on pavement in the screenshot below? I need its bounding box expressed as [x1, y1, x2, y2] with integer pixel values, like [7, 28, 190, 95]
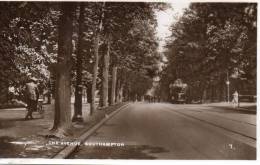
[25, 77, 39, 120]
[232, 90, 239, 108]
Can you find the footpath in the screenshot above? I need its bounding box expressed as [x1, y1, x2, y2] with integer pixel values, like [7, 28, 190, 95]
[203, 102, 257, 113]
[0, 102, 127, 158]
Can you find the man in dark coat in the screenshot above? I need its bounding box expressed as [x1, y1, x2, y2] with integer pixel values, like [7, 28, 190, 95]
[25, 78, 39, 120]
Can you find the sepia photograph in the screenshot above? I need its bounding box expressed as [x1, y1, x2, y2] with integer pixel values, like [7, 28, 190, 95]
[0, 0, 257, 162]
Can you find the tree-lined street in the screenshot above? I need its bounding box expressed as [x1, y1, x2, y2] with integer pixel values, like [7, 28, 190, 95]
[0, 1, 257, 160]
[0, 1, 166, 137]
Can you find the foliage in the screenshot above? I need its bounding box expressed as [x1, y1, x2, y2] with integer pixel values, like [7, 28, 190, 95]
[0, 2, 59, 96]
[161, 3, 257, 101]
[0, 2, 166, 102]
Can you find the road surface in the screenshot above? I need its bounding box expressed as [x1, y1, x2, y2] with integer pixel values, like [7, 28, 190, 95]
[70, 102, 256, 159]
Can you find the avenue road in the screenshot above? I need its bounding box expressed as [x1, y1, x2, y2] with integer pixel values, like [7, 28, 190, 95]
[70, 103, 256, 160]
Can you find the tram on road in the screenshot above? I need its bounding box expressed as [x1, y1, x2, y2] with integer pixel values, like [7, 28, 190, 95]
[169, 79, 190, 104]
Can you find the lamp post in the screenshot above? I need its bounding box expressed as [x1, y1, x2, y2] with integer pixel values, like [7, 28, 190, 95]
[226, 72, 230, 103]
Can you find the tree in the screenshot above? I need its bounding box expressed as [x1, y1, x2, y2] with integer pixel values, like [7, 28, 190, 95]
[114, 17, 161, 101]
[101, 34, 111, 107]
[52, 2, 74, 136]
[90, 2, 105, 114]
[100, 3, 166, 103]
[73, 3, 85, 122]
[0, 2, 167, 131]
[161, 3, 257, 102]
[111, 66, 117, 104]
[91, 2, 166, 106]
[0, 2, 59, 103]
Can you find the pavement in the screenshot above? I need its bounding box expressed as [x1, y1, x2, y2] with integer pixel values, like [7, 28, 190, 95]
[204, 102, 257, 112]
[0, 102, 126, 158]
[70, 102, 256, 160]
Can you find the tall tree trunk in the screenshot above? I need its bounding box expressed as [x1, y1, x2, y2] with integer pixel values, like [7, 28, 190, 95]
[90, 2, 105, 114]
[108, 80, 112, 105]
[118, 83, 124, 102]
[101, 36, 111, 107]
[199, 82, 206, 103]
[202, 89, 207, 103]
[86, 83, 92, 103]
[127, 88, 130, 101]
[52, 3, 74, 136]
[90, 35, 100, 114]
[99, 76, 103, 107]
[116, 79, 123, 103]
[210, 84, 214, 102]
[218, 76, 225, 101]
[115, 79, 120, 103]
[47, 79, 52, 104]
[73, 3, 84, 122]
[110, 66, 117, 105]
[99, 59, 103, 107]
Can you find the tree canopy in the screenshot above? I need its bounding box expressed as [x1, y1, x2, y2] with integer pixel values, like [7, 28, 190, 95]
[160, 3, 257, 102]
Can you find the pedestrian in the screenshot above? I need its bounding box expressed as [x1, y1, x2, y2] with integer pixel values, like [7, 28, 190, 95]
[24, 77, 39, 120]
[232, 91, 239, 108]
[37, 80, 45, 102]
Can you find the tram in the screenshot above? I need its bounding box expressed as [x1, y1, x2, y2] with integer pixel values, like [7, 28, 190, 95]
[169, 79, 189, 104]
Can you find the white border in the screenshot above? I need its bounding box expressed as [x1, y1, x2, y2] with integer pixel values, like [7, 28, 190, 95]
[0, 0, 258, 164]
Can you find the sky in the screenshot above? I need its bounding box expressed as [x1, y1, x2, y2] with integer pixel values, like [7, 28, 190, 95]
[156, 2, 190, 52]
